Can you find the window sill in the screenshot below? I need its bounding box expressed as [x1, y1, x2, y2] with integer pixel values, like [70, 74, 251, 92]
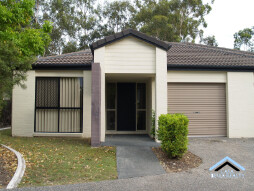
[33, 132, 83, 137]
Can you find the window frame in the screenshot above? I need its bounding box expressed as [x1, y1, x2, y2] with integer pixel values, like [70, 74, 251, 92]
[34, 77, 83, 133]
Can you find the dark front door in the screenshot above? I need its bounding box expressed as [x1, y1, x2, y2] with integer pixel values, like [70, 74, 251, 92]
[117, 83, 136, 131]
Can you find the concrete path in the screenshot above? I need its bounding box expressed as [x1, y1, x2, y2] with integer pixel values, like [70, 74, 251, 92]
[117, 146, 165, 178]
[103, 135, 165, 179]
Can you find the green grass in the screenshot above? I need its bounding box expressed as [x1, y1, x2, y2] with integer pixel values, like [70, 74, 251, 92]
[0, 130, 117, 187]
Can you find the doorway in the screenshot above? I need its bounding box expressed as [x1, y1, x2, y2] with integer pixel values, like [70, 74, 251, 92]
[106, 82, 146, 132]
[117, 83, 136, 131]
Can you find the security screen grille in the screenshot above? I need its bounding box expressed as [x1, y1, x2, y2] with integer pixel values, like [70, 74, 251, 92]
[35, 77, 83, 133]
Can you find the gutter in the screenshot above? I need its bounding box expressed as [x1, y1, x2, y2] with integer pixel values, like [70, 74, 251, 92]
[32, 64, 91, 70]
[167, 64, 254, 72]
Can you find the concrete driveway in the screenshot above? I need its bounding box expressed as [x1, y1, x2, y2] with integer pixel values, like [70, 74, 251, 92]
[11, 137, 254, 191]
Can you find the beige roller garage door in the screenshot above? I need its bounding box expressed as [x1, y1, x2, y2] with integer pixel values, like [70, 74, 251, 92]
[167, 83, 226, 136]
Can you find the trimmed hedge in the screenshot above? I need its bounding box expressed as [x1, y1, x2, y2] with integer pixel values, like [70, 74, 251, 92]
[157, 113, 189, 158]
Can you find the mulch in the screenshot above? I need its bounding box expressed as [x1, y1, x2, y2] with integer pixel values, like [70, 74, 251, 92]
[0, 145, 17, 189]
[152, 147, 202, 173]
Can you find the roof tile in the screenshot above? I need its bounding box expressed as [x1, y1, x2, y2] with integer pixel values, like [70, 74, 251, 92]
[33, 38, 254, 70]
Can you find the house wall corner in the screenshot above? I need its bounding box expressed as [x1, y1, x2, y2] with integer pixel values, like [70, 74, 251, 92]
[227, 72, 254, 138]
[12, 70, 35, 137]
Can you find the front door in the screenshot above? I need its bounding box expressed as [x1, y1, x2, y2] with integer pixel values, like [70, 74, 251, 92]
[117, 83, 136, 131]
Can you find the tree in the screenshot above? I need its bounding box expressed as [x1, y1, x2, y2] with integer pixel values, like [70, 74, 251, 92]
[133, 0, 214, 42]
[201, 35, 218, 46]
[37, 0, 99, 54]
[38, 0, 77, 55]
[101, 1, 136, 34]
[234, 27, 254, 52]
[0, 0, 52, 114]
[62, 41, 78, 54]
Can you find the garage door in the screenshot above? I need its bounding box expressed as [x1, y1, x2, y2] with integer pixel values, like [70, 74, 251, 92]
[167, 83, 226, 136]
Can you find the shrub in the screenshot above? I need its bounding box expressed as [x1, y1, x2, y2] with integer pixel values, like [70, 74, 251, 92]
[157, 113, 189, 158]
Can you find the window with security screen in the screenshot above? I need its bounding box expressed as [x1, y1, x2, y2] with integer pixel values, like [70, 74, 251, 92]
[35, 77, 83, 133]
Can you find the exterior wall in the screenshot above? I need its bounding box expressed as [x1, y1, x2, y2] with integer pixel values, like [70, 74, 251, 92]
[227, 72, 254, 138]
[146, 78, 155, 137]
[146, 79, 152, 136]
[12, 70, 91, 138]
[95, 37, 158, 141]
[12, 71, 35, 137]
[83, 71, 92, 138]
[155, 48, 167, 141]
[167, 71, 226, 83]
[151, 78, 155, 110]
[104, 37, 156, 73]
[94, 47, 106, 142]
[35, 70, 83, 77]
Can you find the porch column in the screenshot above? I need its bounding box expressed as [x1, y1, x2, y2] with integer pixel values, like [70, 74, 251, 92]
[91, 62, 101, 147]
[93, 47, 106, 142]
[155, 47, 167, 142]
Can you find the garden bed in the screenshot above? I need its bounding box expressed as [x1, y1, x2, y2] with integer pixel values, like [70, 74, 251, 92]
[0, 145, 17, 189]
[152, 147, 202, 172]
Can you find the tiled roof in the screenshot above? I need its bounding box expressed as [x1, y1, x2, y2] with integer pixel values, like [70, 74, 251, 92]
[167, 42, 254, 70]
[33, 33, 254, 71]
[33, 50, 92, 69]
[90, 28, 171, 53]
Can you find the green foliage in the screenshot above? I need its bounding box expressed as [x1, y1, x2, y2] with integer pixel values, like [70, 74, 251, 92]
[201, 35, 218, 47]
[133, 0, 213, 42]
[0, 0, 52, 115]
[157, 113, 189, 158]
[150, 109, 156, 137]
[101, 1, 136, 33]
[37, 0, 99, 54]
[62, 41, 78, 54]
[35, 0, 214, 54]
[234, 27, 254, 52]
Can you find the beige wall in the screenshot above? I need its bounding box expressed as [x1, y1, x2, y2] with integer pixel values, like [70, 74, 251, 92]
[227, 72, 254, 138]
[12, 71, 35, 137]
[94, 37, 158, 141]
[94, 47, 106, 142]
[35, 70, 83, 77]
[167, 71, 227, 83]
[155, 48, 168, 142]
[12, 70, 91, 138]
[104, 37, 156, 73]
[83, 71, 92, 138]
[146, 77, 156, 137]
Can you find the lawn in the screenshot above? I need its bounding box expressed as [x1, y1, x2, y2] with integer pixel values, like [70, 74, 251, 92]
[0, 129, 117, 187]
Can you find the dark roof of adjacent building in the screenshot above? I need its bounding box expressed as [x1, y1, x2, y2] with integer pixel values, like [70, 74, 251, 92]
[167, 42, 254, 71]
[33, 50, 92, 70]
[90, 28, 171, 53]
[33, 29, 254, 71]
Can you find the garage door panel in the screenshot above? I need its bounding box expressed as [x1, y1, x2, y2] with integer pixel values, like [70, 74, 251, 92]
[168, 98, 226, 104]
[167, 83, 226, 136]
[168, 99, 226, 104]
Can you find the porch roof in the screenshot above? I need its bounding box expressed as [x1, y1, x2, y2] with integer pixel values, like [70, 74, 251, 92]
[90, 28, 171, 53]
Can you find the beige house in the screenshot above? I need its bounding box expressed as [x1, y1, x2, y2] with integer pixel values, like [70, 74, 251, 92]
[12, 29, 254, 146]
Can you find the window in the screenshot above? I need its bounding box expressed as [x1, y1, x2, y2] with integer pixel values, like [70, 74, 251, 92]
[106, 83, 116, 130]
[137, 83, 146, 130]
[35, 77, 83, 133]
